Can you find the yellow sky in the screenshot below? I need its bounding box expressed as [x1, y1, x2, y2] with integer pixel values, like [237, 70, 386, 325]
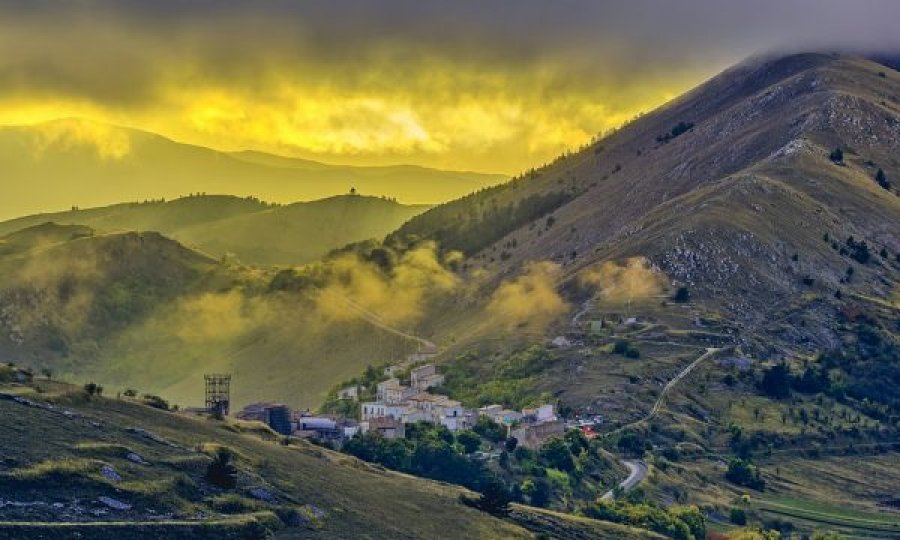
[0, 3, 729, 175]
[0, 71, 695, 175]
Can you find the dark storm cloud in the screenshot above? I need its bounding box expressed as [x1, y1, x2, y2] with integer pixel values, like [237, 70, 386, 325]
[2, 0, 899, 106]
[1, 0, 898, 172]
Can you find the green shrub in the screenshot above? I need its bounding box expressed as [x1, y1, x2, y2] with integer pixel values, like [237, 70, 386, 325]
[730, 507, 747, 525]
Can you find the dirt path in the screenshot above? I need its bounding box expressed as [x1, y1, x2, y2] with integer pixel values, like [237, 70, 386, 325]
[601, 347, 724, 497]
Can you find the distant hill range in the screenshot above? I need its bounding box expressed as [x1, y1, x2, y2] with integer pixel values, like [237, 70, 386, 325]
[0, 118, 506, 220]
[0, 194, 429, 266]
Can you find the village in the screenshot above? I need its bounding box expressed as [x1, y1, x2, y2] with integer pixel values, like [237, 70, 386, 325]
[230, 361, 578, 452]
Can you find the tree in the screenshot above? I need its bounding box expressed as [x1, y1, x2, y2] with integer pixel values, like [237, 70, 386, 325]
[540, 437, 576, 472]
[726, 458, 764, 490]
[83, 382, 103, 397]
[522, 477, 552, 507]
[504, 437, 518, 452]
[875, 168, 890, 190]
[206, 448, 238, 489]
[829, 147, 843, 164]
[472, 415, 506, 442]
[471, 478, 512, 516]
[673, 286, 690, 303]
[617, 431, 648, 456]
[40, 368, 52, 380]
[760, 363, 791, 399]
[456, 430, 481, 454]
[730, 507, 747, 525]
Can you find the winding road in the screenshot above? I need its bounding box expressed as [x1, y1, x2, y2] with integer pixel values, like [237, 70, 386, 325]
[602, 347, 724, 498]
[601, 460, 648, 500]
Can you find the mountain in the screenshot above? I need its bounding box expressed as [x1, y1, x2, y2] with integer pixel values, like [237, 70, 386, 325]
[395, 52, 899, 338]
[366, 52, 900, 529]
[0, 118, 506, 220]
[0, 194, 430, 266]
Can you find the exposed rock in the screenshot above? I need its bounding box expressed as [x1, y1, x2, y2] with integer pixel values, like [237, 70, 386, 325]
[100, 465, 121, 482]
[97, 496, 131, 511]
[249, 487, 276, 502]
[125, 452, 147, 465]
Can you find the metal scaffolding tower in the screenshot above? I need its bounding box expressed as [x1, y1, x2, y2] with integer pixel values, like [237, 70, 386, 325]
[204, 374, 231, 416]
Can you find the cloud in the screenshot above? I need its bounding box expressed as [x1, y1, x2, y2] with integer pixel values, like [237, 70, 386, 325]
[31, 118, 131, 160]
[486, 261, 569, 330]
[311, 242, 458, 326]
[0, 1, 899, 173]
[578, 257, 667, 304]
[165, 290, 274, 343]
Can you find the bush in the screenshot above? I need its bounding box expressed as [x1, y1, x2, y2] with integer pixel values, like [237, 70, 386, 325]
[673, 286, 690, 303]
[875, 168, 891, 190]
[730, 507, 747, 525]
[142, 394, 170, 410]
[656, 121, 695, 143]
[206, 448, 238, 489]
[582, 500, 701, 540]
[829, 147, 843, 163]
[726, 459, 765, 490]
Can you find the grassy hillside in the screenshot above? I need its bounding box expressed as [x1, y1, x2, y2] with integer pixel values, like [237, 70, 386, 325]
[0, 118, 505, 220]
[0, 194, 430, 266]
[0, 376, 531, 539]
[0, 225, 435, 409]
[0, 373, 671, 539]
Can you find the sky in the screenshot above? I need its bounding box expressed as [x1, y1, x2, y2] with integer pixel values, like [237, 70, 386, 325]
[1, 1, 899, 174]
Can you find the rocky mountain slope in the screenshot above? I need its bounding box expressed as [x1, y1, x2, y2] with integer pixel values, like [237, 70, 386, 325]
[395, 52, 900, 352]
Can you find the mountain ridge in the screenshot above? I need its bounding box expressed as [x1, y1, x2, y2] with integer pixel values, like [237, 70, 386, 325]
[0, 117, 506, 219]
[0, 194, 430, 266]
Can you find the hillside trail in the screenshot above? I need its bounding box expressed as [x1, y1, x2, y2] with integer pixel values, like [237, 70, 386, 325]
[601, 346, 723, 498]
[318, 289, 438, 352]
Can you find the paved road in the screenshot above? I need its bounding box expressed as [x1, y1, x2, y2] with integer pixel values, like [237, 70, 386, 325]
[601, 460, 648, 500]
[601, 347, 724, 498]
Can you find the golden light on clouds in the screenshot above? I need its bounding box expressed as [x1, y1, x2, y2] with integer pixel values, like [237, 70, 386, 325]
[0, 73, 695, 174]
[0, 2, 729, 175]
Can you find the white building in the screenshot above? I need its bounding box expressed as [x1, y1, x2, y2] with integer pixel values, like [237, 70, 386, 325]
[376, 378, 415, 404]
[410, 364, 445, 391]
[522, 404, 557, 423]
[337, 385, 360, 400]
[478, 404, 523, 426]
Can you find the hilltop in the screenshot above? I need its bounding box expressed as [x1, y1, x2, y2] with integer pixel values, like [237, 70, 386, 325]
[0, 194, 430, 266]
[0, 118, 505, 220]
